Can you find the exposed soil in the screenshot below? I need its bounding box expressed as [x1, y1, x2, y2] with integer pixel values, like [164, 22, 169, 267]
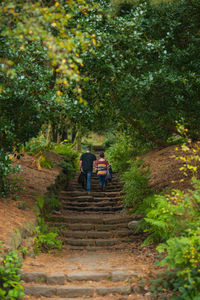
[0, 152, 63, 245]
[142, 144, 196, 192]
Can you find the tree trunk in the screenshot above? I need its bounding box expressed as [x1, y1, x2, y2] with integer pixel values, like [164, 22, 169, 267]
[75, 130, 82, 152]
[46, 121, 52, 144]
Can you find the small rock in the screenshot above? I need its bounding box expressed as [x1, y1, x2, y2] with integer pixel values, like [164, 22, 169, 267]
[132, 285, 143, 293]
[128, 221, 139, 230]
[29, 262, 45, 267]
[145, 292, 152, 299]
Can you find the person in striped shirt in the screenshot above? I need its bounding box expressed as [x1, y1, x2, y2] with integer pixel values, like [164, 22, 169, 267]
[96, 152, 110, 191]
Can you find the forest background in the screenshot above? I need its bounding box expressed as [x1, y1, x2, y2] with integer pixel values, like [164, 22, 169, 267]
[0, 0, 200, 299]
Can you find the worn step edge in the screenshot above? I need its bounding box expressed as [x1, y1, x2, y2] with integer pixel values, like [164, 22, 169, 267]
[24, 284, 133, 297]
[48, 223, 130, 230]
[60, 191, 124, 197]
[46, 216, 135, 224]
[62, 238, 135, 246]
[60, 197, 121, 202]
[24, 285, 94, 297]
[61, 201, 121, 207]
[65, 246, 129, 251]
[62, 206, 124, 212]
[61, 230, 134, 239]
[22, 271, 138, 283]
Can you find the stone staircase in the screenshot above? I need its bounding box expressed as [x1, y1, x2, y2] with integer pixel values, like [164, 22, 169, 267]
[23, 168, 146, 299]
[47, 172, 139, 251]
[23, 270, 143, 299]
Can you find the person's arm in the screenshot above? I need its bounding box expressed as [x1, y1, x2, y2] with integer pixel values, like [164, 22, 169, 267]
[80, 160, 82, 171]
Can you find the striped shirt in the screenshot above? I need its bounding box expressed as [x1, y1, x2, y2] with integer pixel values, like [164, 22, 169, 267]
[96, 160, 109, 176]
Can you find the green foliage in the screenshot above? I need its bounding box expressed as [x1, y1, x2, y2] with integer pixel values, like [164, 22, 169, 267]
[102, 133, 116, 149]
[17, 201, 27, 210]
[79, 0, 200, 146]
[0, 152, 22, 198]
[34, 227, 62, 255]
[58, 159, 77, 179]
[53, 142, 75, 156]
[122, 158, 151, 210]
[105, 136, 137, 172]
[144, 178, 200, 298]
[152, 232, 200, 299]
[144, 180, 200, 245]
[23, 137, 53, 155]
[34, 197, 62, 254]
[56, 145, 79, 175]
[38, 156, 54, 169]
[0, 243, 25, 300]
[45, 194, 61, 214]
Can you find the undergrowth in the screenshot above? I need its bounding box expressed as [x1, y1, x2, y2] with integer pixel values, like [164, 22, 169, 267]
[34, 196, 62, 255]
[0, 243, 25, 300]
[0, 151, 23, 198]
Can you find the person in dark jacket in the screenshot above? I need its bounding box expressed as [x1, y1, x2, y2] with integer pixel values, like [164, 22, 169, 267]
[80, 146, 96, 192]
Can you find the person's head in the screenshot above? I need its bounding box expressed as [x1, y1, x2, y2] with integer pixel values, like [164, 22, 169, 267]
[99, 152, 105, 158]
[87, 146, 91, 152]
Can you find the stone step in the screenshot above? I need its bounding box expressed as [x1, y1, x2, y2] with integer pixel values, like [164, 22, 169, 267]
[46, 215, 134, 224]
[62, 238, 135, 246]
[62, 206, 124, 212]
[60, 191, 124, 197]
[22, 270, 137, 283]
[71, 183, 123, 188]
[24, 284, 133, 298]
[49, 223, 130, 231]
[61, 201, 121, 208]
[60, 197, 121, 203]
[62, 230, 134, 239]
[67, 189, 122, 194]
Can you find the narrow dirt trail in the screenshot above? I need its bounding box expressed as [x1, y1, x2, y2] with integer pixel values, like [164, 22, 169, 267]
[23, 149, 157, 299]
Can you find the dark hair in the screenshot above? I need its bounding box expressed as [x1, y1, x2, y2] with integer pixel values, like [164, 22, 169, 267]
[87, 146, 91, 151]
[100, 152, 105, 158]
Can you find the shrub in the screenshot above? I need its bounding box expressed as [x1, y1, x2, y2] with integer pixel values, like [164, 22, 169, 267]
[23, 137, 53, 155]
[45, 194, 61, 213]
[53, 142, 75, 156]
[145, 178, 200, 299]
[144, 179, 200, 245]
[0, 243, 25, 300]
[34, 227, 62, 255]
[121, 158, 151, 211]
[54, 143, 79, 172]
[38, 155, 54, 169]
[0, 151, 22, 198]
[102, 133, 116, 149]
[34, 197, 62, 254]
[105, 136, 137, 172]
[153, 231, 200, 299]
